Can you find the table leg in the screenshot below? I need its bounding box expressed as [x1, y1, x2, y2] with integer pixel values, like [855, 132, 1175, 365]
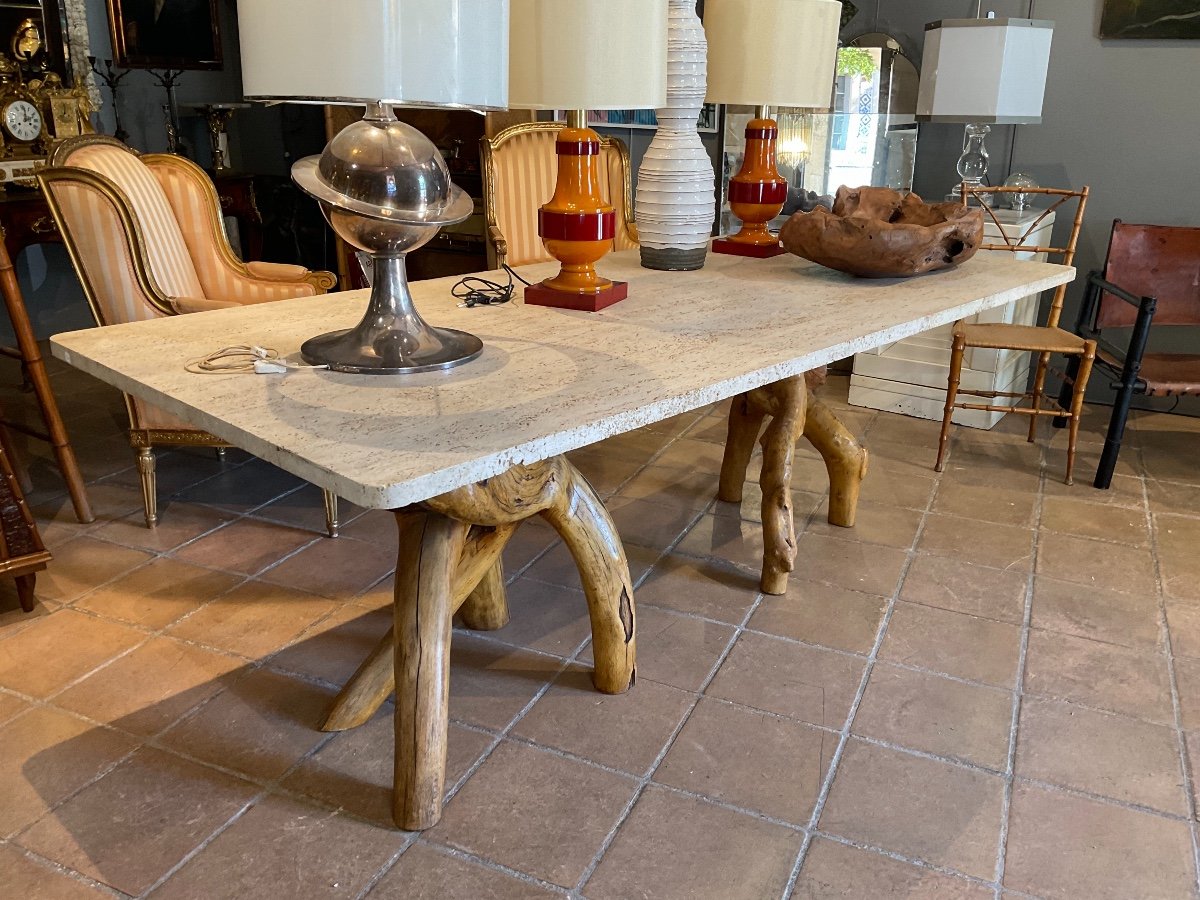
[756, 379, 808, 596]
[804, 396, 870, 528]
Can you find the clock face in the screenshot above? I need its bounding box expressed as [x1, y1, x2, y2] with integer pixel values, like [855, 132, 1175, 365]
[4, 100, 42, 142]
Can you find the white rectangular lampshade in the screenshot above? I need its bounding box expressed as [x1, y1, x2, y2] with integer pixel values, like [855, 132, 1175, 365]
[704, 0, 841, 108]
[238, 0, 509, 109]
[916, 18, 1053, 124]
[508, 0, 668, 110]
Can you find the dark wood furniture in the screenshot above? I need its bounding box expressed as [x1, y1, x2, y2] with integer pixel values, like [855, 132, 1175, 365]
[0, 418, 51, 611]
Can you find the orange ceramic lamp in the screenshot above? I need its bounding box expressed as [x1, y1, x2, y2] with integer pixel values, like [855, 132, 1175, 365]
[705, 0, 841, 258]
[509, 0, 667, 311]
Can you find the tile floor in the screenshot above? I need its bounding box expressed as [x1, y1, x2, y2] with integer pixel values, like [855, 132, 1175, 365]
[1, 360, 1198, 899]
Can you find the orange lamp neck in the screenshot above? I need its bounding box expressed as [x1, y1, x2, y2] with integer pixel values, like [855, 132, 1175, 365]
[742, 117, 783, 184]
[547, 126, 608, 212]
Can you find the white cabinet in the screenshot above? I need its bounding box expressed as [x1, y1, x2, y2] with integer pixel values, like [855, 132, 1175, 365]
[848, 208, 1054, 429]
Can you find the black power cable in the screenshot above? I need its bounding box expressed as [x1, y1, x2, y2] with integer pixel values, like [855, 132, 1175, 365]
[452, 264, 532, 308]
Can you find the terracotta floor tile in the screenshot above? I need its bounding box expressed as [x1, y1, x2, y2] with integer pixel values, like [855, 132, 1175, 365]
[1166, 601, 1200, 659]
[174, 517, 319, 576]
[499, 521, 559, 575]
[793, 532, 909, 597]
[855, 470, 936, 511]
[674, 513, 768, 578]
[933, 481, 1037, 528]
[53, 636, 244, 736]
[1040, 495, 1149, 546]
[32, 537, 153, 605]
[854, 664, 1012, 770]
[1036, 531, 1157, 597]
[16, 746, 259, 896]
[872, 439, 961, 483]
[511, 666, 693, 775]
[72, 558, 241, 629]
[1025, 630, 1174, 725]
[158, 668, 337, 781]
[707, 631, 864, 729]
[900, 553, 1027, 624]
[33, 482, 143, 543]
[266, 604, 391, 687]
[371, 842, 558, 898]
[655, 697, 834, 824]
[586, 784, 803, 900]
[0, 609, 145, 698]
[0, 689, 27, 725]
[259, 535, 395, 600]
[749, 579, 886, 655]
[606, 495, 705, 551]
[918, 514, 1033, 572]
[430, 741, 637, 888]
[636, 553, 761, 624]
[153, 792, 404, 900]
[1173, 658, 1200, 731]
[522, 540, 658, 592]
[806, 501, 924, 549]
[252, 483, 365, 535]
[1031, 575, 1161, 651]
[1042, 471, 1145, 508]
[1015, 696, 1185, 815]
[616, 464, 720, 512]
[172, 460, 304, 513]
[91, 502, 234, 553]
[651, 437, 732, 473]
[791, 838, 994, 899]
[715, 481, 825, 528]
[1141, 433, 1200, 484]
[448, 634, 563, 731]
[0, 706, 139, 837]
[1004, 783, 1195, 899]
[581, 605, 734, 693]
[881, 602, 1022, 688]
[166, 580, 338, 659]
[478, 577, 593, 658]
[282, 712, 492, 826]
[819, 740, 1005, 880]
[1146, 477, 1200, 518]
[0, 843, 115, 899]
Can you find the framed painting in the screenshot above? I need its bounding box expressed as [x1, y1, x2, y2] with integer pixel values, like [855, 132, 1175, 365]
[560, 104, 721, 133]
[1099, 0, 1200, 39]
[107, 0, 223, 69]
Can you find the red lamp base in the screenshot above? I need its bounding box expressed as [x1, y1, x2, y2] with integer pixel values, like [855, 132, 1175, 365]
[523, 280, 629, 312]
[712, 238, 787, 258]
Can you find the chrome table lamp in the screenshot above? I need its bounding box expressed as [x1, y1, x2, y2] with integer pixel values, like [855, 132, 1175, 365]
[237, 0, 508, 373]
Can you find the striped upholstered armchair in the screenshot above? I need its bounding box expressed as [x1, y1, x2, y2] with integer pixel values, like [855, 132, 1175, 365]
[38, 135, 341, 535]
[479, 121, 639, 269]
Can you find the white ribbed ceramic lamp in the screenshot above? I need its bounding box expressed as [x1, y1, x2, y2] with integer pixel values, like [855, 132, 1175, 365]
[635, 0, 716, 271]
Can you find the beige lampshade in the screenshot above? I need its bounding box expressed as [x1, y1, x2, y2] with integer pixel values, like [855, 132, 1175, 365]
[508, 0, 668, 110]
[705, 0, 841, 108]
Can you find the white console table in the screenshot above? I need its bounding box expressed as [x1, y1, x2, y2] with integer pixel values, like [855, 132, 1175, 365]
[849, 208, 1055, 428]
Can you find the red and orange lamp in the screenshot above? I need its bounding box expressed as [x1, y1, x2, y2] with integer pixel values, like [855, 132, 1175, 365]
[508, 0, 668, 311]
[704, 0, 841, 258]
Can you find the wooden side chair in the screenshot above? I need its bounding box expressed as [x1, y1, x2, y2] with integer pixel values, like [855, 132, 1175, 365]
[935, 185, 1095, 484]
[1061, 220, 1200, 488]
[37, 136, 343, 535]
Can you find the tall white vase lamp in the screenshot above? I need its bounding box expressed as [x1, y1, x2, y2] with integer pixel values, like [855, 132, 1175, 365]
[508, 0, 668, 310]
[237, 0, 509, 374]
[636, 0, 716, 272]
[915, 16, 1054, 205]
[704, 0, 840, 258]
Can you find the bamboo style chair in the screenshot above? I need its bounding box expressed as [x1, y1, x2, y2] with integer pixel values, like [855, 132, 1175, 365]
[935, 184, 1095, 485]
[38, 136, 342, 534]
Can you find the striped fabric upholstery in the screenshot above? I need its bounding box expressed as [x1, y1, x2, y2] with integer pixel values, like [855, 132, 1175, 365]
[65, 144, 205, 302]
[488, 126, 637, 267]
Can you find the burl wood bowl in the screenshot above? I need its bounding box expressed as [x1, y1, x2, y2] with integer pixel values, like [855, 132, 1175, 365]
[780, 186, 984, 277]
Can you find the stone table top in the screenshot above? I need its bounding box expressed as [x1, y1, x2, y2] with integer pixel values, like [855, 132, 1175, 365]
[51, 249, 1073, 509]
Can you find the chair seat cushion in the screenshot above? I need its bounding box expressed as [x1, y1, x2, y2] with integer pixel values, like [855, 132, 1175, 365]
[956, 322, 1089, 354]
[1099, 349, 1200, 397]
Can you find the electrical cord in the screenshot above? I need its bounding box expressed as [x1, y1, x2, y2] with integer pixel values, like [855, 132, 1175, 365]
[452, 264, 531, 308]
[185, 345, 328, 375]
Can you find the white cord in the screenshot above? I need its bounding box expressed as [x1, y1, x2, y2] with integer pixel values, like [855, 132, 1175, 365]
[184, 345, 328, 375]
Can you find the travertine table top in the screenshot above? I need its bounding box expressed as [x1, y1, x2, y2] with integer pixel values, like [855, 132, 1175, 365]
[51, 250, 1073, 509]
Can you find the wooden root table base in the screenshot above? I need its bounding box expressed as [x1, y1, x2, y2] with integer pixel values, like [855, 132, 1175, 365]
[720, 380, 870, 595]
[322, 455, 636, 831]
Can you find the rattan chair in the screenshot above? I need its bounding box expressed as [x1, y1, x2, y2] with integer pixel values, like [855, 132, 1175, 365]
[38, 136, 342, 534]
[935, 185, 1095, 484]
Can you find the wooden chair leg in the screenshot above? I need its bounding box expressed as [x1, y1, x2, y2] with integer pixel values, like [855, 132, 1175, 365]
[1065, 343, 1097, 486]
[803, 392, 869, 528]
[1054, 352, 1082, 429]
[15, 574, 35, 613]
[323, 490, 339, 538]
[136, 447, 157, 528]
[935, 332, 966, 472]
[1027, 351, 1052, 443]
[457, 560, 508, 630]
[392, 509, 468, 831]
[756, 379, 807, 596]
[718, 393, 766, 503]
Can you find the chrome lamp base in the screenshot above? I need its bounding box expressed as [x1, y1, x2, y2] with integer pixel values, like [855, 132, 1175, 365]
[301, 254, 481, 375]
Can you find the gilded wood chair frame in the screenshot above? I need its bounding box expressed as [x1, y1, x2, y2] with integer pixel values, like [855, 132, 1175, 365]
[935, 184, 1096, 484]
[38, 136, 342, 534]
[479, 121, 639, 269]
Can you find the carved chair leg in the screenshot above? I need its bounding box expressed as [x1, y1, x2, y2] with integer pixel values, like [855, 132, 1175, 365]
[392, 509, 468, 831]
[136, 446, 157, 528]
[1028, 351, 1052, 442]
[755, 378, 807, 595]
[15, 574, 35, 612]
[718, 393, 766, 503]
[935, 331, 966, 472]
[323, 490, 339, 538]
[1064, 342, 1097, 486]
[458, 559, 509, 631]
[803, 392, 869, 528]
[540, 466, 636, 694]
